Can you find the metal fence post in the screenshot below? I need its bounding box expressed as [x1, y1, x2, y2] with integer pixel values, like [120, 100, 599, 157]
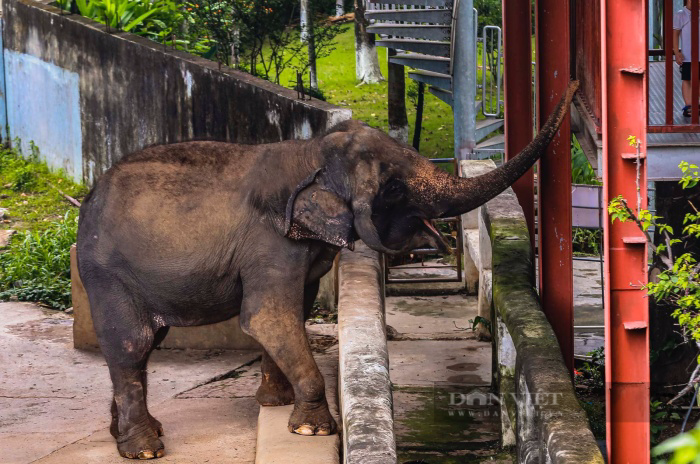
[453, 0, 476, 161]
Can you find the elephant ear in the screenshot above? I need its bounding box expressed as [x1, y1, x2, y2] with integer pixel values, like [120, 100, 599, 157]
[284, 169, 355, 248]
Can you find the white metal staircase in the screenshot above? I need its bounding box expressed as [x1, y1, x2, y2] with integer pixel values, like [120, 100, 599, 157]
[367, 0, 504, 157]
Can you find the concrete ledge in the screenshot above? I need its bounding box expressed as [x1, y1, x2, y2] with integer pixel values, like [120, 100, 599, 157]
[255, 353, 341, 464]
[337, 243, 397, 464]
[71, 246, 260, 351]
[461, 161, 604, 464]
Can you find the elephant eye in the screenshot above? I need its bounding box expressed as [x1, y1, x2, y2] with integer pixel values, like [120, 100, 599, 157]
[383, 179, 406, 202]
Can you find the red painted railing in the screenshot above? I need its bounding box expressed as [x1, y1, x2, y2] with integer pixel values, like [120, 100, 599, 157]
[649, 0, 700, 132]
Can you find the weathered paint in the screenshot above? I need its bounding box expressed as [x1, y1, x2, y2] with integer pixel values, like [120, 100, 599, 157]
[4, 49, 82, 181]
[0, 20, 8, 143]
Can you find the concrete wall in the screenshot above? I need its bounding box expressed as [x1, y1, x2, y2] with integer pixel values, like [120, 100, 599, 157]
[1, 0, 351, 184]
[337, 243, 396, 464]
[461, 160, 604, 464]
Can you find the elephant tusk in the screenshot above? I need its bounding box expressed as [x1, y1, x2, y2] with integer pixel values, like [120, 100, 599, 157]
[422, 218, 439, 235]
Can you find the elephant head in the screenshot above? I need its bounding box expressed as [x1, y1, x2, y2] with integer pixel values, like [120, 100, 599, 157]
[285, 80, 579, 255]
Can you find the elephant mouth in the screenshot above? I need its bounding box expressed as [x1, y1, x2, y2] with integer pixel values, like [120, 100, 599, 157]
[419, 218, 452, 255]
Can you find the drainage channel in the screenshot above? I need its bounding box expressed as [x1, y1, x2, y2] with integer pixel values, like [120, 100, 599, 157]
[386, 278, 514, 463]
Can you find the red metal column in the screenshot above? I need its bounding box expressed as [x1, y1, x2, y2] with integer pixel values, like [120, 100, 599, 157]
[601, 0, 650, 461]
[535, 0, 574, 374]
[503, 0, 535, 250]
[692, 0, 699, 124]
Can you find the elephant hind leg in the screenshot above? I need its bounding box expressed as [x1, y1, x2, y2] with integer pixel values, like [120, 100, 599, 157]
[110, 326, 170, 440]
[90, 284, 165, 459]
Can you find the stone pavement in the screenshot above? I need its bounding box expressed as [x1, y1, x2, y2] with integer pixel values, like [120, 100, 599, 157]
[0, 302, 341, 464]
[386, 293, 514, 463]
[573, 258, 604, 356]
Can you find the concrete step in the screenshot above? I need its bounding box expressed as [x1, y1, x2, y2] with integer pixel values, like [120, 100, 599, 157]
[386, 294, 478, 341]
[387, 293, 504, 462]
[390, 53, 451, 74]
[408, 69, 452, 91]
[365, 8, 452, 24]
[377, 38, 451, 57]
[367, 24, 451, 41]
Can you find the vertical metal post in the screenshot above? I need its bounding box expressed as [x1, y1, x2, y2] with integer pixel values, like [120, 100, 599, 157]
[692, 0, 699, 124]
[453, 0, 476, 161]
[664, 0, 673, 125]
[535, 0, 574, 374]
[502, 0, 535, 250]
[601, 0, 650, 461]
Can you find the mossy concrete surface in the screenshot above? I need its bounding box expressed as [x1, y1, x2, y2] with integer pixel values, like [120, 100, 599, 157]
[461, 160, 604, 464]
[487, 195, 604, 464]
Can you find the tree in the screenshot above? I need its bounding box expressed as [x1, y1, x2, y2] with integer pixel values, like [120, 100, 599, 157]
[388, 49, 408, 142]
[300, 0, 318, 90]
[335, 0, 343, 16]
[353, 0, 384, 84]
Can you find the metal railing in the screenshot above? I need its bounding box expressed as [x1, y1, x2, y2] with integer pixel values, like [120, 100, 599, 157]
[481, 25, 502, 116]
[649, 0, 700, 131]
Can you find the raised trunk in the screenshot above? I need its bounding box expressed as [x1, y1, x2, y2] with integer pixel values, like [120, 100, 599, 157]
[417, 80, 579, 218]
[354, 0, 384, 84]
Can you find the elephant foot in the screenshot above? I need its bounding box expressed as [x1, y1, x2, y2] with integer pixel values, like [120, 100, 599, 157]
[256, 380, 295, 406]
[111, 414, 163, 439]
[149, 414, 164, 437]
[287, 401, 337, 436]
[117, 422, 165, 460]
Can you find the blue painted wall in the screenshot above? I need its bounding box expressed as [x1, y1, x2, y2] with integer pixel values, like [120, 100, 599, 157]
[0, 21, 8, 143]
[3, 49, 82, 182]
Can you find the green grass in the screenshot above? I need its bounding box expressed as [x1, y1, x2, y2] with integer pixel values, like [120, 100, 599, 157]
[262, 27, 460, 158]
[0, 145, 87, 232]
[0, 145, 88, 309]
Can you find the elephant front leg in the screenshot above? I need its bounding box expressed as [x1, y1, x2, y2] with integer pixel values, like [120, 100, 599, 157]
[241, 285, 336, 436]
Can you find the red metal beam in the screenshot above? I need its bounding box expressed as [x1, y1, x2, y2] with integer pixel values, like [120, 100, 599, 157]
[535, 0, 574, 374]
[692, 0, 699, 124]
[601, 0, 650, 461]
[502, 0, 534, 250]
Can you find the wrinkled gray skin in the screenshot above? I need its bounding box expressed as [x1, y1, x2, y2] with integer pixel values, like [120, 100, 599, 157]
[77, 82, 578, 459]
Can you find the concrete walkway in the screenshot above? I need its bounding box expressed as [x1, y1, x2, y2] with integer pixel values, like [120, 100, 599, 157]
[0, 302, 340, 464]
[386, 293, 514, 463]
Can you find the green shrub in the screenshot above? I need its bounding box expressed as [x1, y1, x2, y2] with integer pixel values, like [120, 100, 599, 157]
[572, 135, 600, 185]
[572, 228, 601, 256]
[0, 211, 78, 310]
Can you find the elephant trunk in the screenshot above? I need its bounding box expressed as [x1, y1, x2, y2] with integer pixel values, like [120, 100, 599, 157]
[419, 80, 579, 219]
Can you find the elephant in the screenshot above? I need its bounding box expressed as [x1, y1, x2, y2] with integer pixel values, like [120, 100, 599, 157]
[76, 80, 578, 459]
